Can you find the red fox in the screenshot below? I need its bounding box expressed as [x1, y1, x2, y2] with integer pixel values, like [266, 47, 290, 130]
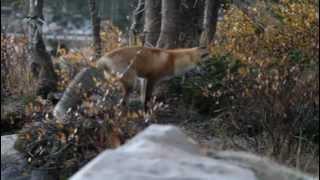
[97, 46, 210, 106]
[53, 46, 210, 119]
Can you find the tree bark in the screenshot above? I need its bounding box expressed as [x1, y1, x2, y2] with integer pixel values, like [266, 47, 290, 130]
[200, 0, 221, 47]
[88, 0, 102, 60]
[129, 0, 145, 46]
[28, 0, 57, 98]
[179, 0, 205, 47]
[156, 0, 181, 49]
[144, 0, 161, 47]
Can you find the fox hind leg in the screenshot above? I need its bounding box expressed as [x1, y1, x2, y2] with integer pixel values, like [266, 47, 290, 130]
[144, 80, 155, 112]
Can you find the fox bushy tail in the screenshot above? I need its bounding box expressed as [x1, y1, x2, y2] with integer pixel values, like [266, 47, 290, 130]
[53, 67, 105, 119]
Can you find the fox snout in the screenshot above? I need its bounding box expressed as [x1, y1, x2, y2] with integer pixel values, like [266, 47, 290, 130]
[198, 46, 211, 61]
[201, 52, 210, 58]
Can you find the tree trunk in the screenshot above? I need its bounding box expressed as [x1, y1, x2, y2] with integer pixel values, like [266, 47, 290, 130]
[179, 0, 205, 47]
[28, 0, 57, 98]
[88, 0, 102, 60]
[144, 0, 161, 47]
[200, 0, 221, 47]
[156, 0, 181, 49]
[129, 0, 145, 46]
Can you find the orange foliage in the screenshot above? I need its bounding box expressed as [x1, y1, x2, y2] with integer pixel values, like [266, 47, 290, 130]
[214, 0, 318, 66]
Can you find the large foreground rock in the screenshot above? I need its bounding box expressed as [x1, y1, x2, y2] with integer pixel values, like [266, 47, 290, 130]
[1, 134, 29, 180]
[71, 125, 316, 180]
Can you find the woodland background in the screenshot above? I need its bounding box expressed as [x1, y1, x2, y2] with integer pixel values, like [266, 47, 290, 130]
[1, 0, 319, 178]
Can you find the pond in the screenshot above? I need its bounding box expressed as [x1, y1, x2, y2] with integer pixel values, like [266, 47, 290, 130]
[1, 0, 135, 35]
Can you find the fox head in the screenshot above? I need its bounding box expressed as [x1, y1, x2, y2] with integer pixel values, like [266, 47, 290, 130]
[187, 46, 211, 74]
[197, 46, 211, 62]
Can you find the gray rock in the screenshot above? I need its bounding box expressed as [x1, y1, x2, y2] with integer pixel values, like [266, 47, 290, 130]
[71, 124, 316, 180]
[1, 97, 25, 134]
[70, 125, 254, 180]
[208, 151, 316, 180]
[1, 135, 30, 180]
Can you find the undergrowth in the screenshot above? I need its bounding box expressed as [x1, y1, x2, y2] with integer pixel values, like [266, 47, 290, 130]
[1, 0, 319, 176]
[168, 0, 319, 174]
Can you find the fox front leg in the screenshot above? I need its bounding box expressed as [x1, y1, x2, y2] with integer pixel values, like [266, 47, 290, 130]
[139, 78, 147, 109]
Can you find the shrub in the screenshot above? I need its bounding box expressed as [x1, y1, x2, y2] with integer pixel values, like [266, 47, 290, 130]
[1, 35, 36, 97]
[168, 55, 242, 116]
[15, 70, 167, 177]
[169, 0, 319, 173]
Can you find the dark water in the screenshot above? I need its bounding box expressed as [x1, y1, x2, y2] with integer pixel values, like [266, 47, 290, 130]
[1, 0, 135, 34]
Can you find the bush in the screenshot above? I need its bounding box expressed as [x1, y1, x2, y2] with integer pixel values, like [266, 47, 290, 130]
[1, 35, 38, 133]
[1, 35, 36, 97]
[168, 55, 242, 116]
[15, 71, 167, 177]
[169, 0, 319, 173]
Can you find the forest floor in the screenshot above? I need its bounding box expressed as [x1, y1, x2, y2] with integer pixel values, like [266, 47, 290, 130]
[1, 90, 232, 146]
[1, 84, 319, 176]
